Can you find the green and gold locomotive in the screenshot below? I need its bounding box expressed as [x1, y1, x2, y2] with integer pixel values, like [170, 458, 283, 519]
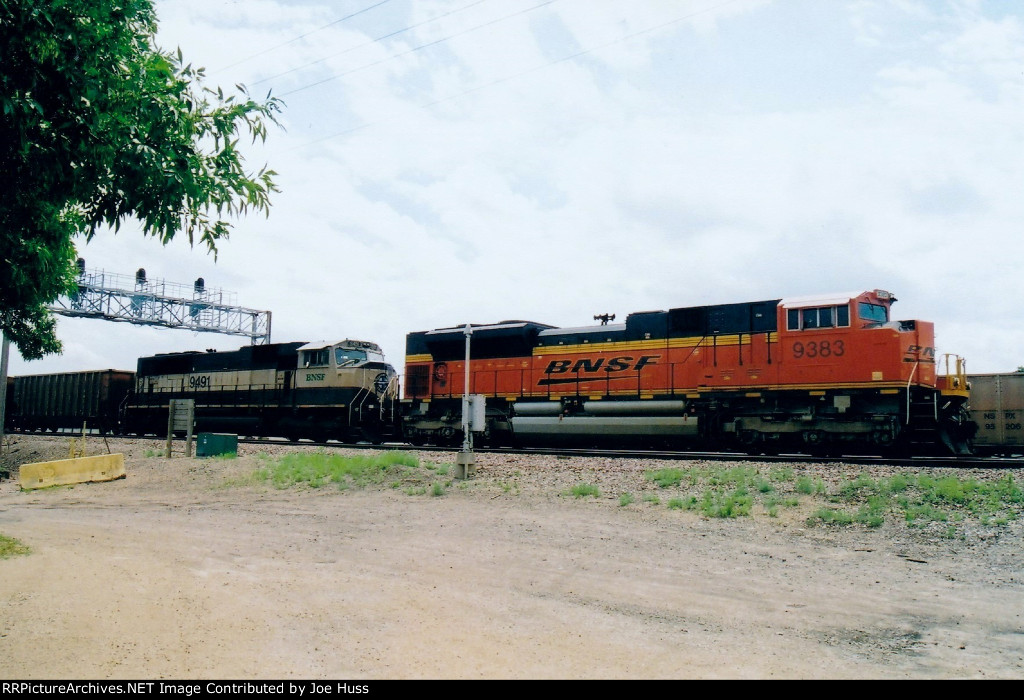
[122, 339, 399, 442]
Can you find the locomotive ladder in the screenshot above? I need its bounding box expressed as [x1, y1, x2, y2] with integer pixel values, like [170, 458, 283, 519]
[349, 374, 399, 438]
[904, 391, 964, 454]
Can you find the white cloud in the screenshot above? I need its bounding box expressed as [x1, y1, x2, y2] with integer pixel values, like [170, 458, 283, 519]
[10, 0, 1024, 380]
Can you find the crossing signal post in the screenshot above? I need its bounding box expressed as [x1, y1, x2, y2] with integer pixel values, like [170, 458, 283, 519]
[455, 324, 479, 479]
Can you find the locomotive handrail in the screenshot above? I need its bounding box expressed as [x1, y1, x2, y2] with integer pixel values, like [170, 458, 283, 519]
[384, 374, 400, 422]
[905, 361, 919, 424]
[941, 353, 969, 391]
[349, 374, 378, 427]
[141, 382, 277, 395]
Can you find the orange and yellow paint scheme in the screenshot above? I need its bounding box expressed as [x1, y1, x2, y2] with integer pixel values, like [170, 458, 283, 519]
[402, 290, 973, 454]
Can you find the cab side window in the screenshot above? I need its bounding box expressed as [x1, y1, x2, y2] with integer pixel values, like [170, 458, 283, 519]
[303, 349, 329, 367]
[787, 304, 850, 330]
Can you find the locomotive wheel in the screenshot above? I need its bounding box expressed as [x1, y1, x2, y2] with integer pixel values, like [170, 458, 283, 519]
[438, 426, 462, 447]
[361, 428, 384, 445]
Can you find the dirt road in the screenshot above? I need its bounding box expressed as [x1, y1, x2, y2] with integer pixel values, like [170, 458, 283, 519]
[0, 436, 1022, 679]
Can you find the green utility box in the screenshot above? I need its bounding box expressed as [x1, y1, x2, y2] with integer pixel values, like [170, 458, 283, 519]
[196, 433, 238, 458]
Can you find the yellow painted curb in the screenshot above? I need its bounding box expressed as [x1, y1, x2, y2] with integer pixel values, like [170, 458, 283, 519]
[19, 454, 126, 490]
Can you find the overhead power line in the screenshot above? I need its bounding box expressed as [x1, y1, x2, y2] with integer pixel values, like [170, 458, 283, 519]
[279, 0, 558, 97]
[296, 0, 744, 147]
[251, 0, 493, 88]
[213, 0, 395, 74]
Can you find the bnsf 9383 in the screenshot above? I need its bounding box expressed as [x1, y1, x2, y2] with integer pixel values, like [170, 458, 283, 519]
[402, 289, 975, 455]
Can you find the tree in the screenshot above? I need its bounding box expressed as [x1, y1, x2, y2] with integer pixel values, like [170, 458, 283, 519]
[0, 0, 282, 359]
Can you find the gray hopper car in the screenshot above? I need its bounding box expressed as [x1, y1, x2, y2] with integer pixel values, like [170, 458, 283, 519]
[967, 372, 1024, 456]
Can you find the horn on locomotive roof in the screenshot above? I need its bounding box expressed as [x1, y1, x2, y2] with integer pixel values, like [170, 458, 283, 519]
[594, 313, 616, 325]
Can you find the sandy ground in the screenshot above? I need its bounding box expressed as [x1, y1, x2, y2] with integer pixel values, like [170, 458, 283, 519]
[0, 435, 1022, 680]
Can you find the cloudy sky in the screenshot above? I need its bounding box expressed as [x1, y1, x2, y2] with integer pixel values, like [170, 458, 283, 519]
[10, 0, 1024, 377]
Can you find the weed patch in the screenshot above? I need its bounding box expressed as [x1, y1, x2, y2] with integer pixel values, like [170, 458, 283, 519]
[255, 450, 420, 490]
[0, 534, 30, 559]
[568, 483, 600, 498]
[648, 468, 685, 488]
[632, 463, 1022, 534]
[701, 488, 753, 518]
[808, 508, 854, 526]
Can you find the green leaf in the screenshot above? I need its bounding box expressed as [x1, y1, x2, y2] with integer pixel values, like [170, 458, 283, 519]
[0, 0, 282, 358]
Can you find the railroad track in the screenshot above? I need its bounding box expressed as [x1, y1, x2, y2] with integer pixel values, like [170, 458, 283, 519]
[7, 430, 1023, 469]
[228, 436, 1024, 469]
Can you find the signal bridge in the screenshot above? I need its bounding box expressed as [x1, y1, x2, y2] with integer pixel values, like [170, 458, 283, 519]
[49, 264, 272, 345]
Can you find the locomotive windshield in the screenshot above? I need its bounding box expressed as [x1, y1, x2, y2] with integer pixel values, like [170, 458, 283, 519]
[858, 302, 888, 323]
[335, 347, 368, 367]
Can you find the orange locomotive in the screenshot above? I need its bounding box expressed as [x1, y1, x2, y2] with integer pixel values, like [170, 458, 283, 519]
[402, 290, 975, 455]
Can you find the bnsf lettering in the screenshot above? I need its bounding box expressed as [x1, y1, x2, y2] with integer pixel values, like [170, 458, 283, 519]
[306, 372, 326, 381]
[606, 357, 631, 372]
[634, 356, 657, 371]
[545, 355, 660, 375]
[905, 345, 936, 358]
[573, 358, 604, 373]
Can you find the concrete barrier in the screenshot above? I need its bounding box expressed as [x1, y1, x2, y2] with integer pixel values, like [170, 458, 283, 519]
[19, 454, 126, 490]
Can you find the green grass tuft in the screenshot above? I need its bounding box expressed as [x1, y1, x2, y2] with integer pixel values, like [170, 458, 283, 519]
[256, 450, 419, 490]
[648, 468, 685, 488]
[666, 497, 688, 510]
[701, 488, 753, 518]
[0, 534, 31, 559]
[808, 508, 854, 526]
[568, 483, 600, 498]
[796, 475, 825, 495]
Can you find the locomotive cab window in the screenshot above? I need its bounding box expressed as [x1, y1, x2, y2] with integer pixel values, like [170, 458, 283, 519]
[787, 305, 850, 331]
[303, 348, 330, 367]
[335, 348, 368, 367]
